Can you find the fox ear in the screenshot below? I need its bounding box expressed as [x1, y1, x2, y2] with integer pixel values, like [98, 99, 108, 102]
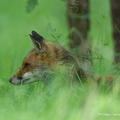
[29, 31, 44, 52]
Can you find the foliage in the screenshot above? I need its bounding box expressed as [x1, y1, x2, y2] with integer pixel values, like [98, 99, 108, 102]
[26, 0, 38, 13]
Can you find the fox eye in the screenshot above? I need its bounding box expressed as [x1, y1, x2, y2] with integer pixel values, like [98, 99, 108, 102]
[23, 63, 30, 68]
[35, 53, 39, 56]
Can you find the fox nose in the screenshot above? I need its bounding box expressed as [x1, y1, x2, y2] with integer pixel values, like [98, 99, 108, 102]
[9, 78, 12, 83]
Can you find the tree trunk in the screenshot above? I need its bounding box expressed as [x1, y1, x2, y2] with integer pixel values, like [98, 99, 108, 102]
[111, 0, 120, 63]
[67, 0, 90, 71]
[67, 0, 89, 48]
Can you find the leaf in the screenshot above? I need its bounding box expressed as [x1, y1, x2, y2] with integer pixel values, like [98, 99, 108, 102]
[101, 15, 105, 19]
[104, 44, 109, 46]
[58, 34, 62, 39]
[50, 34, 56, 39]
[26, 0, 38, 13]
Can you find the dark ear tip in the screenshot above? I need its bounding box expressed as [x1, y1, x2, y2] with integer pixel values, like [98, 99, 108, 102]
[31, 30, 37, 35]
[30, 30, 43, 40]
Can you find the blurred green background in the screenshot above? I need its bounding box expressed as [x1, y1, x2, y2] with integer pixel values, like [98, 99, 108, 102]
[0, 0, 120, 120]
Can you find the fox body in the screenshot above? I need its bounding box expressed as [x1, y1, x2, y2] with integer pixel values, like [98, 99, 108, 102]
[9, 31, 81, 85]
[9, 31, 114, 85]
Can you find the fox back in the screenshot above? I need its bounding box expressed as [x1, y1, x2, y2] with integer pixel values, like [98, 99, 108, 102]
[9, 31, 79, 85]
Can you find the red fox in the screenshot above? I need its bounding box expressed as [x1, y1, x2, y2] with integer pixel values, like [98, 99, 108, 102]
[9, 31, 85, 85]
[9, 31, 114, 85]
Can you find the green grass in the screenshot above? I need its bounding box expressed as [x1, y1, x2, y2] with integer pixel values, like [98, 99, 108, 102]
[0, 0, 120, 120]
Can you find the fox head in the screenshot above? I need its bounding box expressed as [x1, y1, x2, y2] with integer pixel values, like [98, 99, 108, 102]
[9, 31, 75, 85]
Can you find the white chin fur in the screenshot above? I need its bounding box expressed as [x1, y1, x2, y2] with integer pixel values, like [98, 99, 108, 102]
[10, 69, 50, 85]
[10, 78, 21, 85]
[11, 71, 39, 85]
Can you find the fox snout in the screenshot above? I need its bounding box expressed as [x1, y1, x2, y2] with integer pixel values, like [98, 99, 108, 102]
[9, 69, 51, 85]
[9, 72, 36, 85]
[9, 76, 23, 85]
[9, 77, 23, 82]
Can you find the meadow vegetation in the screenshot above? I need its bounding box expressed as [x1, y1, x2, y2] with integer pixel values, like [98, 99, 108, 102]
[0, 0, 120, 120]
